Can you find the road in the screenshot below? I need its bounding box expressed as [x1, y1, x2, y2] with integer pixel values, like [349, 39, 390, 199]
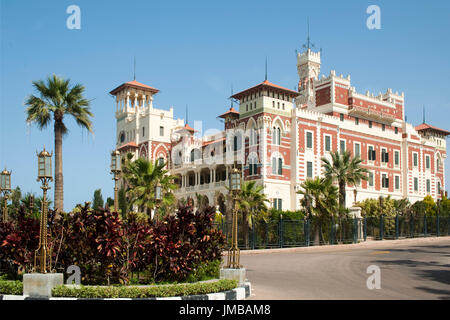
[238, 237, 450, 300]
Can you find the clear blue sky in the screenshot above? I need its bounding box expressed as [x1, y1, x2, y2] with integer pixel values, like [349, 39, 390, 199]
[1, 0, 449, 211]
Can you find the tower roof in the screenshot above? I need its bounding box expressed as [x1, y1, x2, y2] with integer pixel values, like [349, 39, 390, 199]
[231, 80, 300, 100]
[218, 106, 240, 119]
[415, 123, 450, 136]
[109, 80, 159, 95]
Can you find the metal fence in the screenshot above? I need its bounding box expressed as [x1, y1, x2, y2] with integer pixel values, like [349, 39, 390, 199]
[214, 215, 450, 250]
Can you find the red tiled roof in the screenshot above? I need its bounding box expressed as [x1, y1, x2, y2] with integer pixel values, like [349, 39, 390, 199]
[231, 80, 300, 100]
[183, 123, 196, 132]
[110, 80, 159, 95]
[218, 107, 240, 119]
[202, 137, 226, 146]
[117, 142, 138, 150]
[415, 123, 450, 136]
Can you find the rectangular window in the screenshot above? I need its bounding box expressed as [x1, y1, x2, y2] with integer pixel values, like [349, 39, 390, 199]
[394, 151, 399, 166]
[340, 140, 346, 154]
[395, 127, 398, 134]
[382, 124, 386, 131]
[340, 113, 344, 122]
[160, 126, 164, 136]
[414, 177, 418, 192]
[438, 181, 441, 194]
[369, 172, 374, 187]
[426, 179, 431, 193]
[142, 127, 145, 137]
[395, 176, 400, 190]
[426, 156, 430, 169]
[325, 135, 331, 152]
[273, 198, 283, 211]
[278, 158, 283, 175]
[382, 174, 389, 189]
[413, 153, 418, 167]
[381, 148, 389, 163]
[355, 117, 359, 125]
[272, 158, 277, 175]
[368, 146, 376, 161]
[354, 143, 361, 158]
[307, 161, 313, 178]
[306, 132, 313, 149]
[369, 121, 372, 128]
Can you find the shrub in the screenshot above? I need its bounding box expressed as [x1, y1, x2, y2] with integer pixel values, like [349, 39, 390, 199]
[51, 279, 237, 298]
[0, 279, 23, 295]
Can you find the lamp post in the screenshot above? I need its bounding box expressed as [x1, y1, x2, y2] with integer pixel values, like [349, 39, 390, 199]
[34, 147, 53, 273]
[110, 150, 122, 212]
[154, 182, 162, 221]
[0, 169, 12, 222]
[226, 166, 241, 269]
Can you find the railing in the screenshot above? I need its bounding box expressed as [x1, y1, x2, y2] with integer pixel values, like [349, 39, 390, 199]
[213, 215, 450, 250]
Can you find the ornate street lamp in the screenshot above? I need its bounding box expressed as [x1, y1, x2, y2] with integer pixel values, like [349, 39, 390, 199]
[34, 147, 53, 273]
[0, 169, 12, 222]
[226, 166, 241, 269]
[110, 150, 122, 212]
[154, 182, 162, 221]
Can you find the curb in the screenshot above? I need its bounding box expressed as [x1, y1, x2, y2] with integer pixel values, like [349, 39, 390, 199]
[0, 282, 251, 301]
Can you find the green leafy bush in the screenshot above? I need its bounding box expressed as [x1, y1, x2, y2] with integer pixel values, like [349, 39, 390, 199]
[185, 259, 222, 283]
[52, 279, 237, 298]
[0, 279, 23, 295]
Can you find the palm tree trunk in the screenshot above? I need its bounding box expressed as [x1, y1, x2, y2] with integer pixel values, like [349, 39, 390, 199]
[54, 120, 64, 214]
[339, 180, 346, 210]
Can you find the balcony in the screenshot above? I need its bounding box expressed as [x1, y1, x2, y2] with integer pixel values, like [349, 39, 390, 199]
[348, 105, 396, 124]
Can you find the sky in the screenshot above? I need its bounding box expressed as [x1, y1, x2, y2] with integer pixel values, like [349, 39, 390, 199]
[1, 0, 449, 211]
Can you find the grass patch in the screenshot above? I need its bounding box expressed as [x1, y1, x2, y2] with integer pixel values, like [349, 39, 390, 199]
[0, 279, 23, 295]
[52, 279, 238, 298]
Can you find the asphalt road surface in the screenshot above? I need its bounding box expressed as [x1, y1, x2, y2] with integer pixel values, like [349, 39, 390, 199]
[238, 237, 450, 300]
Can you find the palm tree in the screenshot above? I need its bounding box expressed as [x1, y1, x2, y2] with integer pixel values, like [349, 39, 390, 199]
[25, 75, 93, 213]
[297, 177, 339, 244]
[235, 181, 269, 248]
[321, 150, 368, 212]
[124, 158, 177, 219]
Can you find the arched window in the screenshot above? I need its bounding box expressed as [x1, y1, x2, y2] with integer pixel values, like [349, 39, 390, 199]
[233, 134, 241, 151]
[249, 128, 257, 146]
[272, 127, 281, 145]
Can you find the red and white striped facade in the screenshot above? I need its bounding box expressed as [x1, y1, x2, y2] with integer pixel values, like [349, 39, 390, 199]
[110, 48, 448, 212]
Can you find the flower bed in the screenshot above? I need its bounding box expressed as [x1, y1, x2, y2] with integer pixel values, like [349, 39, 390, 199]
[51, 279, 238, 298]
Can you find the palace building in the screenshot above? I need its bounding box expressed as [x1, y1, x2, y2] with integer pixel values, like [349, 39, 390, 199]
[109, 47, 448, 215]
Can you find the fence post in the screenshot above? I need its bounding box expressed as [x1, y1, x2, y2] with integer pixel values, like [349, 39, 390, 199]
[279, 216, 284, 248]
[380, 215, 384, 240]
[395, 214, 399, 239]
[423, 214, 427, 237]
[410, 215, 414, 237]
[251, 217, 255, 250]
[353, 217, 357, 243]
[305, 218, 310, 246]
[363, 217, 367, 241]
[436, 214, 440, 237]
[331, 217, 335, 245]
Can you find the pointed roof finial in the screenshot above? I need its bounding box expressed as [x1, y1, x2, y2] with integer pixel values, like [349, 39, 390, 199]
[185, 104, 188, 125]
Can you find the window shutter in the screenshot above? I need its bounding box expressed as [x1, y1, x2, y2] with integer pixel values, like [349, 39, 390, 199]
[272, 157, 277, 174]
[278, 158, 283, 175]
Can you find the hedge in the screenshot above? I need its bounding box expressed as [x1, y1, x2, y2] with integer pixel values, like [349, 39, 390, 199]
[52, 279, 238, 298]
[0, 279, 23, 295]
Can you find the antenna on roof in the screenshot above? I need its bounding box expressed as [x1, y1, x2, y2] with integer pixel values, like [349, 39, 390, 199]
[302, 17, 315, 50]
[231, 84, 234, 108]
[265, 56, 268, 81]
[423, 105, 426, 123]
[185, 104, 188, 125]
[133, 56, 136, 80]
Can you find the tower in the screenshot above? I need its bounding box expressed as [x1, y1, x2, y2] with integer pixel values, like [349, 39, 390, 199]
[296, 48, 321, 107]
